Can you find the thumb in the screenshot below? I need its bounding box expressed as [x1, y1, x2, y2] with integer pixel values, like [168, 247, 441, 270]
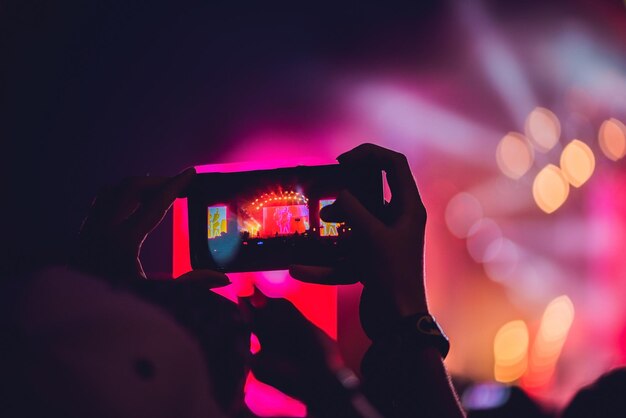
[332, 189, 384, 236]
[175, 269, 231, 289]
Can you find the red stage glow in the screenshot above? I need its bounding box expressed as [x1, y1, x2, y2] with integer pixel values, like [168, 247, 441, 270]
[173, 159, 336, 417]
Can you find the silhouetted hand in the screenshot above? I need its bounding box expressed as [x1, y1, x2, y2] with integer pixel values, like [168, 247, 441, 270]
[240, 288, 350, 408]
[74, 168, 230, 288]
[290, 143, 428, 339]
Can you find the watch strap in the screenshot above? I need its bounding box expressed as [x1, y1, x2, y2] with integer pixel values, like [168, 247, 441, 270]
[392, 313, 450, 359]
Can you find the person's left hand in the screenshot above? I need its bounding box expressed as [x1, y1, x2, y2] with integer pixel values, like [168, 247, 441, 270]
[74, 168, 230, 288]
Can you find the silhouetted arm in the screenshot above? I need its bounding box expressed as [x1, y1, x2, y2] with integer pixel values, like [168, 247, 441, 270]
[291, 143, 465, 418]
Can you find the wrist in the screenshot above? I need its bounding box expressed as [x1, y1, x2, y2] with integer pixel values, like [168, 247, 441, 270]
[387, 266, 428, 316]
[394, 289, 428, 317]
[304, 375, 354, 416]
[389, 313, 450, 359]
[306, 369, 378, 418]
[359, 273, 429, 339]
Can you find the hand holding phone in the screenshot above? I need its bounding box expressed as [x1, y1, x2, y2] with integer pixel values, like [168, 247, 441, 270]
[290, 144, 429, 340]
[186, 164, 384, 272]
[75, 169, 230, 288]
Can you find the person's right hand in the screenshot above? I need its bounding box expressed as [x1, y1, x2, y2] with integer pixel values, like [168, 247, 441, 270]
[290, 143, 429, 339]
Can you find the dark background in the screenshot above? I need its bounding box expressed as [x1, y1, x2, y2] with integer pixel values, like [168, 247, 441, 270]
[2, 0, 620, 275]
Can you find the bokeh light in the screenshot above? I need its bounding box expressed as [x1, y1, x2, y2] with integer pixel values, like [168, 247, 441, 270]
[599, 118, 626, 161]
[467, 218, 503, 263]
[483, 238, 520, 283]
[462, 383, 511, 411]
[532, 164, 570, 214]
[560, 139, 595, 187]
[493, 320, 529, 383]
[524, 296, 575, 389]
[525, 107, 561, 152]
[496, 132, 535, 179]
[445, 192, 484, 238]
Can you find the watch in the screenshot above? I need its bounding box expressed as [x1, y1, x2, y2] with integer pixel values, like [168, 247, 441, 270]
[394, 313, 450, 359]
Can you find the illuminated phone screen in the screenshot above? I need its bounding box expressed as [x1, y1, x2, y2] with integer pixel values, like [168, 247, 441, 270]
[208, 194, 347, 242]
[188, 164, 383, 272]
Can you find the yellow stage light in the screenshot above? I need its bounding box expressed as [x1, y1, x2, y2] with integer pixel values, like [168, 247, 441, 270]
[560, 139, 595, 187]
[532, 164, 569, 214]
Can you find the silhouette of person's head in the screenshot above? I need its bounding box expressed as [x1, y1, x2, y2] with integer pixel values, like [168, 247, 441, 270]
[130, 280, 251, 416]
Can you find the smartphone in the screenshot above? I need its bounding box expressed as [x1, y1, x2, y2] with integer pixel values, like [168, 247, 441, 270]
[186, 164, 383, 272]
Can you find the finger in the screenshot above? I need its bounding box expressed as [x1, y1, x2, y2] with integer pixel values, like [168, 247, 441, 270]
[289, 264, 358, 285]
[289, 265, 333, 283]
[318, 200, 345, 223]
[338, 143, 422, 215]
[239, 297, 279, 345]
[116, 176, 171, 192]
[82, 177, 171, 229]
[250, 353, 294, 393]
[108, 177, 172, 224]
[240, 290, 306, 340]
[126, 167, 196, 238]
[249, 285, 269, 309]
[80, 186, 119, 232]
[250, 352, 274, 384]
[333, 189, 384, 235]
[175, 269, 231, 288]
[238, 287, 269, 326]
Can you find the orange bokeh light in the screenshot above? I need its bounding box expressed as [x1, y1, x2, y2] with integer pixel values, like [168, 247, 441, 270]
[493, 320, 529, 383]
[560, 139, 595, 188]
[532, 164, 570, 214]
[525, 107, 561, 152]
[599, 118, 626, 161]
[523, 296, 575, 390]
[496, 132, 535, 179]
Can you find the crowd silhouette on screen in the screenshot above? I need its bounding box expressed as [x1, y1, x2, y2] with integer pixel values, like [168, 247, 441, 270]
[2, 144, 625, 418]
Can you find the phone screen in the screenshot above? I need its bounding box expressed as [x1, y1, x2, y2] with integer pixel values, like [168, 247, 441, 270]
[187, 165, 381, 272]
